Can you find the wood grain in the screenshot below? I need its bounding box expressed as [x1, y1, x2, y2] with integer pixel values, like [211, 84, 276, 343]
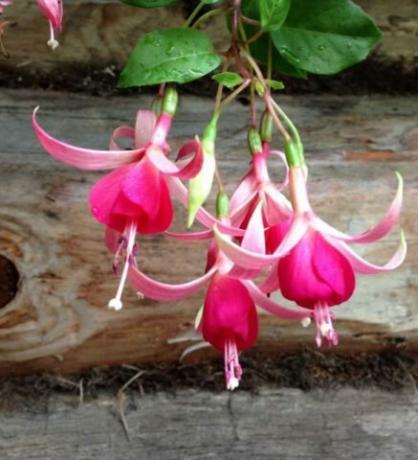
[0, 90, 417, 375]
[1, 387, 418, 459]
[1, 0, 417, 74]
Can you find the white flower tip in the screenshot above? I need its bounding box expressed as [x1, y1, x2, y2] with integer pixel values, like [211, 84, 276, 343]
[108, 298, 123, 311]
[136, 291, 144, 300]
[319, 322, 331, 337]
[47, 39, 59, 50]
[226, 377, 240, 391]
[301, 317, 311, 328]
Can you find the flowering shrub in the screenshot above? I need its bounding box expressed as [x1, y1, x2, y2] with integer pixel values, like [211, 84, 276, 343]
[28, 0, 406, 389]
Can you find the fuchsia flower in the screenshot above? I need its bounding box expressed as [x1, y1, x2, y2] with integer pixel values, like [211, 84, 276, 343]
[216, 164, 406, 346]
[128, 222, 310, 390]
[37, 0, 63, 50]
[33, 102, 203, 310]
[0, 1, 12, 14]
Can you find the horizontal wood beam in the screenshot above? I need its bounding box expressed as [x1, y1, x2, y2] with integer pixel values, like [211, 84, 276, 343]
[0, 90, 416, 375]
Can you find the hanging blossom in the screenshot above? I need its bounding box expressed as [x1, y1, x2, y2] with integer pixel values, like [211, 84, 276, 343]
[37, 0, 63, 50]
[0, 1, 12, 14]
[128, 212, 311, 390]
[215, 162, 406, 346]
[32, 89, 204, 310]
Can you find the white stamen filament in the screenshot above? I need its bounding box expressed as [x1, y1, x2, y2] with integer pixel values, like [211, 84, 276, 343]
[313, 302, 338, 347]
[224, 338, 242, 391]
[47, 21, 59, 50]
[108, 221, 137, 311]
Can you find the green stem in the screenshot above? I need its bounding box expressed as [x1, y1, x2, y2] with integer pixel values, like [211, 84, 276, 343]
[184, 1, 206, 28]
[192, 6, 229, 29]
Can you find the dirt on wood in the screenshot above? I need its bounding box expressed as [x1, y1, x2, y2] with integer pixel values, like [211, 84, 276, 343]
[1, 56, 417, 97]
[1, 348, 418, 413]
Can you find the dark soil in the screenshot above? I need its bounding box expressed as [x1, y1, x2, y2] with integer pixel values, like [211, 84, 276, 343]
[0, 56, 417, 97]
[1, 348, 418, 413]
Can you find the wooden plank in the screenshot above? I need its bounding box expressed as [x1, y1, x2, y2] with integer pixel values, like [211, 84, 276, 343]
[1, 0, 417, 76]
[0, 90, 417, 375]
[1, 387, 418, 459]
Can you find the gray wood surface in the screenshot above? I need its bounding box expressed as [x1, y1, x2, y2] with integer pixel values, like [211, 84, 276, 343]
[0, 387, 417, 459]
[0, 90, 417, 375]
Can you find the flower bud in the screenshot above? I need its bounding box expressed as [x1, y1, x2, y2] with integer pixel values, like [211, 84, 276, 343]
[260, 112, 273, 143]
[187, 116, 218, 227]
[216, 191, 229, 219]
[162, 87, 178, 116]
[247, 128, 263, 155]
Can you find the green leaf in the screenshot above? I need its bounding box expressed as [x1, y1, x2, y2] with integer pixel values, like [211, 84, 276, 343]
[266, 79, 285, 90]
[240, 0, 306, 78]
[272, 0, 382, 75]
[121, 0, 177, 7]
[212, 72, 243, 88]
[260, 0, 290, 31]
[249, 34, 307, 78]
[119, 28, 221, 88]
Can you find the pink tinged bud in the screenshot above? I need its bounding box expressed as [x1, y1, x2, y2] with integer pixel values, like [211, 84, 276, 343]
[37, 0, 63, 50]
[89, 156, 173, 235]
[202, 275, 258, 390]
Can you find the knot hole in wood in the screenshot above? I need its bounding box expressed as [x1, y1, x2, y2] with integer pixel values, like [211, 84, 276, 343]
[0, 254, 19, 309]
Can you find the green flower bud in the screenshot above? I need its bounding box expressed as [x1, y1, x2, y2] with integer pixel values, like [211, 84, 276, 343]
[162, 87, 178, 116]
[248, 128, 263, 155]
[216, 191, 229, 219]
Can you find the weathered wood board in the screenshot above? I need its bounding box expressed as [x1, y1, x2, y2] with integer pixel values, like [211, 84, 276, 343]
[1, 0, 418, 75]
[1, 387, 418, 459]
[0, 90, 417, 375]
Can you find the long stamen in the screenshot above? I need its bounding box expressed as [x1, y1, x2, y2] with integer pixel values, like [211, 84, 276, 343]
[47, 21, 59, 50]
[108, 221, 137, 311]
[313, 302, 338, 347]
[224, 338, 242, 391]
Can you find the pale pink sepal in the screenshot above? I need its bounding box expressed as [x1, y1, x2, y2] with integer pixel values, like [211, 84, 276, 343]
[33, 108, 144, 170]
[331, 231, 407, 275]
[230, 172, 257, 215]
[312, 173, 403, 244]
[109, 126, 135, 150]
[269, 150, 289, 191]
[329, 231, 408, 275]
[165, 229, 213, 241]
[243, 281, 310, 321]
[134, 110, 158, 149]
[147, 139, 203, 180]
[214, 218, 308, 270]
[128, 266, 217, 301]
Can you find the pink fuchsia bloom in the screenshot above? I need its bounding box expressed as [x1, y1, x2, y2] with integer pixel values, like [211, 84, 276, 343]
[33, 105, 203, 310]
[128, 227, 310, 390]
[215, 166, 406, 346]
[0, 1, 12, 14]
[201, 273, 258, 390]
[37, 0, 63, 50]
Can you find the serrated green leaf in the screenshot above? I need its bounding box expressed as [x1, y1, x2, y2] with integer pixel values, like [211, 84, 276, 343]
[212, 72, 243, 89]
[260, 0, 290, 31]
[266, 79, 285, 90]
[119, 28, 221, 88]
[121, 0, 177, 7]
[272, 0, 382, 75]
